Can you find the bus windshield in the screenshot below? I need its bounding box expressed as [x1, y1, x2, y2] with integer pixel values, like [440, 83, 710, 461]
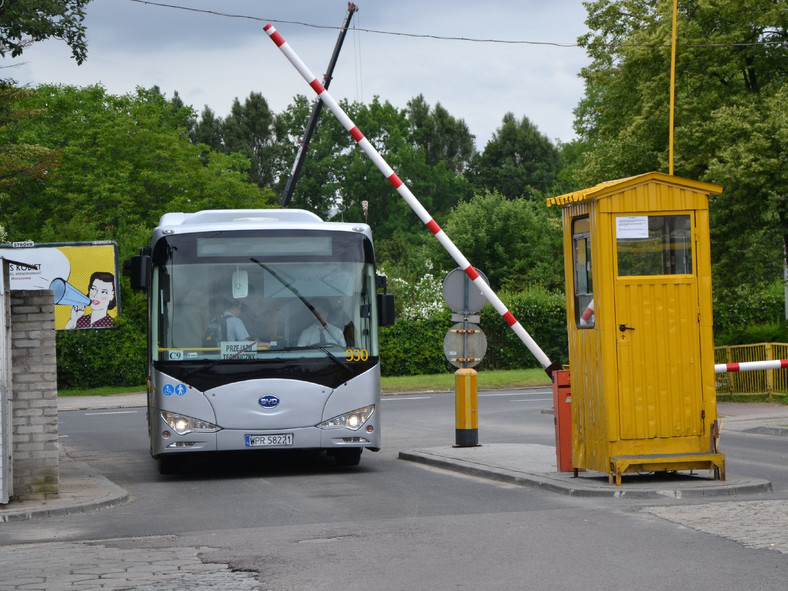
[150, 230, 379, 363]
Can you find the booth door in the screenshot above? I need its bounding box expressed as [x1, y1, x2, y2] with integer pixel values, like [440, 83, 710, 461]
[613, 213, 704, 440]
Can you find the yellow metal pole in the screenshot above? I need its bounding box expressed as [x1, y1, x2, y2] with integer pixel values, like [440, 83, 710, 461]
[455, 368, 479, 447]
[668, 0, 678, 175]
[766, 342, 775, 400]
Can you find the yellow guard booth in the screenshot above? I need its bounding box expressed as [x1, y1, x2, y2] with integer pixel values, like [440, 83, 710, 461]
[547, 172, 726, 485]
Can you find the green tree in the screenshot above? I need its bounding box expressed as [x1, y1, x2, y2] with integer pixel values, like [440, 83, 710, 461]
[0, 84, 274, 253]
[0, 83, 61, 189]
[704, 86, 788, 288]
[468, 113, 560, 200]
[574, 0, 788, 291]
[406, 94, 475, 175]
[425, 191, 564, 292]
[0, 0, 91, 65]
[275, 94, 474, 243]
[190, 105, 224, 152]
[222, 92, 285, 189]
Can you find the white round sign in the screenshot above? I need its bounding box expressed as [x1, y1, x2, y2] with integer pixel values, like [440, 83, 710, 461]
[442, 268, 490, 314]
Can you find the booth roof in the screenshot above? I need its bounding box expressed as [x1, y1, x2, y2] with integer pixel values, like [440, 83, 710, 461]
[546, 171, 723, 207]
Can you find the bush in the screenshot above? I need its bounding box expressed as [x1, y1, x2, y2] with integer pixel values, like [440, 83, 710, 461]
[379, 287, 568, 376]
[714, 322, 788, 346]
[379, 309, 453, 376]
[479, 288, 567, 370]
[713, 281, 784, 336]
[56, 315, 146, 390]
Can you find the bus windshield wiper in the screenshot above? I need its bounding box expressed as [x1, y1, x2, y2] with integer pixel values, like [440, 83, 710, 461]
[317, 346, 353, 373]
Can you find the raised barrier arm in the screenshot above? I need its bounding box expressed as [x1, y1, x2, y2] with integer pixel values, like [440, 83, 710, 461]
[264, 24, 559, 376]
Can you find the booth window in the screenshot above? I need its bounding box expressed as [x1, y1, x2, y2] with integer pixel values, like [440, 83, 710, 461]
[616, 215, 693, 276]
[572, 217, 594, 328]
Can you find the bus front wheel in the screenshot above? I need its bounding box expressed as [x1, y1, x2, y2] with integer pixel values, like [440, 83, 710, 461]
[333, 448, 362, 467]
[157, 455, 182, 475]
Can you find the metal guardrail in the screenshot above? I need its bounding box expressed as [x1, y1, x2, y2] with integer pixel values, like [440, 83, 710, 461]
[714, 343, 788, 398]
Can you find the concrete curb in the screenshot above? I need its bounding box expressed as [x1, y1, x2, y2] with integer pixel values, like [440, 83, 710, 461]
[399, 445, 774, 499]
[0, 446, 129, 523]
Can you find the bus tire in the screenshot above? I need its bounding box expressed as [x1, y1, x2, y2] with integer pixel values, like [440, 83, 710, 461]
[333, 448, 362, 467]
[157, 455, 182, 475]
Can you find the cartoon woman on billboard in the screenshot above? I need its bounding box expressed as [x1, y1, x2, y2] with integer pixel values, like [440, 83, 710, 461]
[65, 271, 117, 329]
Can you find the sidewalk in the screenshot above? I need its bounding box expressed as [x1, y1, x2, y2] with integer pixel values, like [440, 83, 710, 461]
[1, 393, 144, 523]
[2, 395, 787, 521]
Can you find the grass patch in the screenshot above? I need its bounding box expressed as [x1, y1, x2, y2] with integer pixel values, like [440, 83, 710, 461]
[381, 368, 551, 394]
[58, 385, 146, 397]
[716, 393, 788, 405]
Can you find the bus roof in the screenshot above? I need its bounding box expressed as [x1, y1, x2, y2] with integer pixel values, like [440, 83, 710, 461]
[158, 209, 323, 227]
[153, 209, 373, 242]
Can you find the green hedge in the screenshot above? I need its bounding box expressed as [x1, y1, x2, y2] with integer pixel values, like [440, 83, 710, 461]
[56, 316, 147, 390]
[479, 288, 567, 370]
[712, 282, 785, 345]
[379, 288, 568, 376]
[713, 286, 784, 337]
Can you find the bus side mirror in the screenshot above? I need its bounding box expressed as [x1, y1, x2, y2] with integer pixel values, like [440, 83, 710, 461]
[123, 254, 150, 292]
[377, 293, 395, 327]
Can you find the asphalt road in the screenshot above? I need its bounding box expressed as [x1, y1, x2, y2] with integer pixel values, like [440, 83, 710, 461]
[1, 389, 787, 590]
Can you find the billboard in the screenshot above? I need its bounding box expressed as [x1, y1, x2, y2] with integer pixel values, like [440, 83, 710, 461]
[0, 242, 119, 330]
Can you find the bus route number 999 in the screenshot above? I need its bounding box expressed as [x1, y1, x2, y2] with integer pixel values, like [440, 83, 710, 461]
[346, 348, 369, 362]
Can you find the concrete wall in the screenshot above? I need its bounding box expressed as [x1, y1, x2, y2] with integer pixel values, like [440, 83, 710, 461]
[10, 290, 58, 499]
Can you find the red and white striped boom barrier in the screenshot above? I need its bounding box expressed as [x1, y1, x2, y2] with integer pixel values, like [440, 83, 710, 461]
[715, 359, 788, 374]
[264, 24, 559, 375]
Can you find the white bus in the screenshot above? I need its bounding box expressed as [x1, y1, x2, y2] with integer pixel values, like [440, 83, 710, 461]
[125, 209, 394, 474]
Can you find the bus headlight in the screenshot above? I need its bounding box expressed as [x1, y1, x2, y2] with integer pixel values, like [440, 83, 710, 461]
[317, 405, 375, 431]
[160, 411, 220, 435]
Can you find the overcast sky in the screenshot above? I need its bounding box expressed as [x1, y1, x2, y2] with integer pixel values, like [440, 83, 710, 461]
[4, 0, 592, 148]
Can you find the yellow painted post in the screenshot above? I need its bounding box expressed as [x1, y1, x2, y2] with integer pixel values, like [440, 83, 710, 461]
[455, 368, 478, 447]
[668, 0, 678, 175]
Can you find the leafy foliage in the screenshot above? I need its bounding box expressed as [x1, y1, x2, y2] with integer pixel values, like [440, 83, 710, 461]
[276, 94, 475, 238]
[423, 191, 565, 292]
[479, 288, 568, 370]
[0, 0, 91, 65]
[712, 279, 785, 337]
[56, 315, 146, 389]
[573, 0, 788, 294]
[0, 83, 61, 189]
[383, 260, 445, 321]
[0, 84, 275, 252]
[379, 309, 453, 376]
[468, 113, 561, 200]
[378, 287, 568, 376]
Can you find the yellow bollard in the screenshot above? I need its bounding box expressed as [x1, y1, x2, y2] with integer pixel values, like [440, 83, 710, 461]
[455, 368, 479, 447]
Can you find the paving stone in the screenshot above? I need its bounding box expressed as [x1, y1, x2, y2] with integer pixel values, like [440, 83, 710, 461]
[643, 499, 788, 554]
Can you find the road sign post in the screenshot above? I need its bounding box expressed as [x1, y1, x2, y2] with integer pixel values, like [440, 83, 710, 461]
[443, 268, 489, 447]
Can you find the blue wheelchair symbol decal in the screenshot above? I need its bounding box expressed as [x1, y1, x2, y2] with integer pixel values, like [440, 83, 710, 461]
[162, 384, 175, 396]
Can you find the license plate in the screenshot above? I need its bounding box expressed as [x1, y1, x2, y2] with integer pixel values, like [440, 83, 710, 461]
[245, 433, 294, 447]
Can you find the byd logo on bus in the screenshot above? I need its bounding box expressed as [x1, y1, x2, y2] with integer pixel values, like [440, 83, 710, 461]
[258, 395, 280, 409]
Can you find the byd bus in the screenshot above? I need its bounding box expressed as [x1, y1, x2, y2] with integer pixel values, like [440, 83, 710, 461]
[125, 209, 394, 474]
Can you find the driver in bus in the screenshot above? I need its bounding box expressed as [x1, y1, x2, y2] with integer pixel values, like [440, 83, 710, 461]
[297, 300, 346, 347]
